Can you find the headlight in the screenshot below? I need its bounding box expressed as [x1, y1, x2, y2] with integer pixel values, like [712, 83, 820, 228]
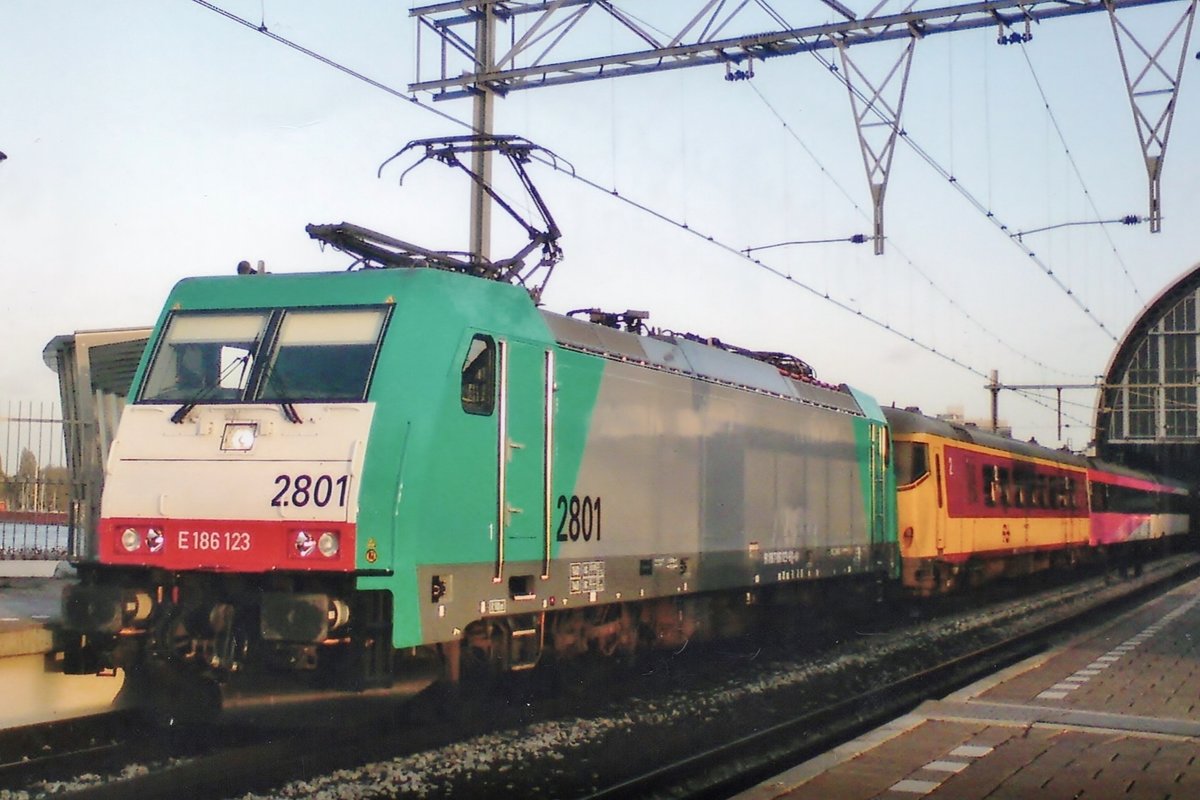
[317, 531, 339, 558]
[121, 527, 142, 552]
[221, 422, 258, 452]
[294, 530, 316, 557]
[146, 528, 165, 553]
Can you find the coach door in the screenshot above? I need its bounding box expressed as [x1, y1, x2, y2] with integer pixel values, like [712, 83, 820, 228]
[932, 450, 946, 553]
[493, 338, 555, 587]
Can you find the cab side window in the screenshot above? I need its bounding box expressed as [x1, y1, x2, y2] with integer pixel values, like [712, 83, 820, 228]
[893, 441, 928, 486]
[461, 334, 496, 415]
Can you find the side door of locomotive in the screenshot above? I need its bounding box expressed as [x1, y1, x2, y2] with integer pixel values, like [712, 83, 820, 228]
[869, 421, 892, 562]
[493, 337, 555, 588]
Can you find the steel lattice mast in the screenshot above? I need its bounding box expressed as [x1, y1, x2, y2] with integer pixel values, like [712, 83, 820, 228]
[410, 0, 1195, 257]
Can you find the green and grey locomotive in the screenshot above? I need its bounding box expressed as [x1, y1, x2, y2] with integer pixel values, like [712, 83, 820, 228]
[60, 256, 898, 704]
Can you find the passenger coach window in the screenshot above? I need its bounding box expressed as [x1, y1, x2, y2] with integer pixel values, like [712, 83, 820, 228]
[998, 467, 1012, 506]
[965, 461, 979, 503]
[1013, 464, 1035, 508]
[985, 465, 1011, 507]
[461, 335, 496, 415]
[893, 441, 928, 486]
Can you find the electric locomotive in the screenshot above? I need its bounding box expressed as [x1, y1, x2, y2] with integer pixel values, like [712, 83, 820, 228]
[60, 257, 898, 700]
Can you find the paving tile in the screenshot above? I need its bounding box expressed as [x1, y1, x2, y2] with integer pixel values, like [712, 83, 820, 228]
[888, 778, 941, 794]
[753, 580, 1200, 800]
[948, 745, 993, 758]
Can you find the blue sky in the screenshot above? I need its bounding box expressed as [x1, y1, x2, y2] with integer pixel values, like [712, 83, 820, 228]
[2, 1, 1198, 449]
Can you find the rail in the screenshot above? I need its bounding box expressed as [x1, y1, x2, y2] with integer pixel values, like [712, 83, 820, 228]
[580, 556, 1200, 800]
[1, 556, 1195, 797]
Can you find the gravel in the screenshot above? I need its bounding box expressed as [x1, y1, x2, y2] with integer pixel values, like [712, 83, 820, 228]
[3, 557, 1187, 799]
[228, 562, 1181, 799]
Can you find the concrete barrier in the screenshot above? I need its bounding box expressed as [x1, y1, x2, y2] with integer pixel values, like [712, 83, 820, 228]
[0, 652, 123, 728]
[0, 560, 73, 579]
[0, 567, 123, 727]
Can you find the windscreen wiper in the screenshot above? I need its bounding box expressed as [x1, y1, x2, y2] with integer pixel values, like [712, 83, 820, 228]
[170, 402, 197, 424]
[169, 354, 252, 424]
[280, 402, 302, 424]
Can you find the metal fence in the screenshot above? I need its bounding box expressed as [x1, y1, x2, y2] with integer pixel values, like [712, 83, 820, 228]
[0, 401, 71, 559]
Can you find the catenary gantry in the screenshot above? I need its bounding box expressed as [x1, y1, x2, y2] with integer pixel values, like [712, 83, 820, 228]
[409, 1, 1197, 254]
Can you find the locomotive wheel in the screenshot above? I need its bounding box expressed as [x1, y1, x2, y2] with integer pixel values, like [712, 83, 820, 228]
[458, 620, 507, 683]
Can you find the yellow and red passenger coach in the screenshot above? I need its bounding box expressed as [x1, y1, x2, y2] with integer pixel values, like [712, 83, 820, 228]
[883, 407, 1091, 596]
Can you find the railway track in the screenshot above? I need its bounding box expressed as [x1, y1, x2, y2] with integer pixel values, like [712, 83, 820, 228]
[583, 555, 1200, 800]
[2, 554, 1194, 799]
[0, 711, 139, 789]
[0, 671, 567, 799]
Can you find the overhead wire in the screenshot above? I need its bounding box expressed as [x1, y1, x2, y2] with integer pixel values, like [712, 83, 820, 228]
[735, 0, 1114, 374]
[189, 0, 468, 132]
[799, 40, 1121, 344]
[745, 80, 1096, 382]
[1015, 41, 1146, 305]
[557, 163, 997, 383]
[1021, 382, 1200, 436]
[984, 27, 995, 213]
[1010, 391, 1094, 429]
[189, 0, 1104, 405]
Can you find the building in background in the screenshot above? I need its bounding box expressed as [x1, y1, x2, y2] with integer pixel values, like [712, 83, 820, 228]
[1095, 261, 1200, 483]
[936, 405, 1012, 439]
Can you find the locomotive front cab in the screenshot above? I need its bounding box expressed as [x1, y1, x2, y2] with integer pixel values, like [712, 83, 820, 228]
[62, 280, 396, 689]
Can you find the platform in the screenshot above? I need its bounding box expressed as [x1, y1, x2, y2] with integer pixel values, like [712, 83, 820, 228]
[0, 570, 69, 656]
[740, 576, 1200, 800]
[0, 568, 122, 728]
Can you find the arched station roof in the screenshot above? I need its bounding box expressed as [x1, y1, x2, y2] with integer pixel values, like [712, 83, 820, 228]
[1095, 261, 1200, 482]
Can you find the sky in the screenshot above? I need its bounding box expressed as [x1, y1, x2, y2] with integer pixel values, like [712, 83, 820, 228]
[2, 1, 1199, 452]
